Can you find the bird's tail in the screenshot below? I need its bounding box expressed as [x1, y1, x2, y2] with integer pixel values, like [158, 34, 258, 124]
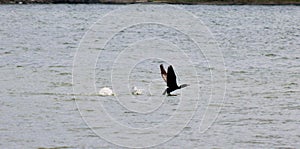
[162, 88, 168, 95]
[179, 84, 189, 89]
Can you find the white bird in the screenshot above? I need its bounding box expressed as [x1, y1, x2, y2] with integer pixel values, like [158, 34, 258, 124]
[99, 87, 114, 96]
[131, 86, 143, 95]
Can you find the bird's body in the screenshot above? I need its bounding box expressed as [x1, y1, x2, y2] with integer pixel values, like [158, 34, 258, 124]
[160, 64, 189, 96]
[99, 87, 114, 96]
[131, 86, 143, 95]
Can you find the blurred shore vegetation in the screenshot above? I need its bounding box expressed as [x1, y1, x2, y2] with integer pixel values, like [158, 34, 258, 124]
[1, 0, 299, 5]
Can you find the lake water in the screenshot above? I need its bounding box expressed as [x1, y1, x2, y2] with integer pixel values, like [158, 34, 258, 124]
[0, 4, 299, 148]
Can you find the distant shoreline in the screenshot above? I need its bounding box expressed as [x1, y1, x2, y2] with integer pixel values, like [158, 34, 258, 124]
[1, 0, 300, 5]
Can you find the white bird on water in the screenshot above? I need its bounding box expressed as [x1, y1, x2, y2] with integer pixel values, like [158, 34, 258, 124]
[131, 86, 143, 95]
[99, 87, 114, 96]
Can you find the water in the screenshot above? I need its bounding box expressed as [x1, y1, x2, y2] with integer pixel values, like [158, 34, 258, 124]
[0, 4, 299, 148]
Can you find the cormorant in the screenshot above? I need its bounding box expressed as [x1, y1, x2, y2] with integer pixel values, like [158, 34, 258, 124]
[160, 64, 189, 96]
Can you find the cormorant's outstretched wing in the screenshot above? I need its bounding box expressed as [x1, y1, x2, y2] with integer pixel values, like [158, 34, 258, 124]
[160, 64, 167, 83]
[167, 65, 178, 88]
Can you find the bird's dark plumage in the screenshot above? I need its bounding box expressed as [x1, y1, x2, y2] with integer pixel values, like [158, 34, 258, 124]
[160, 64, 167, 83]
[160, 64, 189, 96]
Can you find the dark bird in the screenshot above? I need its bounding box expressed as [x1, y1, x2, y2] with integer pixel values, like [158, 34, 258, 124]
[160, 64, 189, 96]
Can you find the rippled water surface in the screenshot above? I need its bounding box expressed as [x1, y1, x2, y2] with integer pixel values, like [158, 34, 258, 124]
[0, 4, 299, 148]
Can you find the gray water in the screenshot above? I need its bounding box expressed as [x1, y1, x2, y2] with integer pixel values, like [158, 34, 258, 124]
[0, 4, 299, 148]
